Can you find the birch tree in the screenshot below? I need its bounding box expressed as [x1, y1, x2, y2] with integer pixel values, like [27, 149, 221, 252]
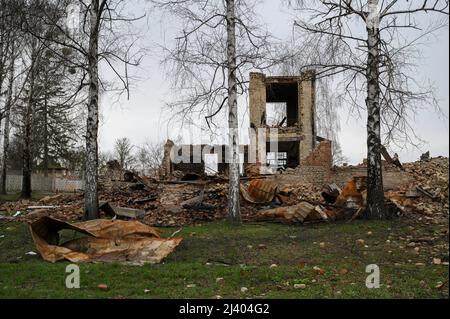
[0, 0, 13, 194]
[225, 0, 240, 223]
[0, 45, 15, 195]
[19, 0, 55, 198]
[79, 0, 145, 219]
[24, 0, 145, 218]
[84, 0, 103, 219]
[153, 0, 278, 223]
[287, 0, 449, 219]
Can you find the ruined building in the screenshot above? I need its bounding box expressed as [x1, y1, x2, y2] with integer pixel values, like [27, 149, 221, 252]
[249, 71, 318, 168]
[160, 71, 333, 177]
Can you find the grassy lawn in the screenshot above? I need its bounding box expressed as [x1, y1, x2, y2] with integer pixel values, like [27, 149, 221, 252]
[0, 218, 448, 299]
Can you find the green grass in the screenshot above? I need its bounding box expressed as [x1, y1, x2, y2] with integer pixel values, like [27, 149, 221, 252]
[0, 218, 448, 299]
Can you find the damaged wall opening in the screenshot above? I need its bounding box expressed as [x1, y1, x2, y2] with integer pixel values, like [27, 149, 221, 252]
[161, 71, 318, 179]
[267, 152, 288, 168]
[266, 82, 299, 127]
[204, 154, 219, 176]
[267, 141, 300, 168]
[266, 102, 287, 127]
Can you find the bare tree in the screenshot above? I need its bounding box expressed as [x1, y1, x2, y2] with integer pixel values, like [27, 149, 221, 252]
[23, 0, 146, 218]
[98, 150, 114, 171]
[153, 0, 279, 223]
[114, 137, 135, 170]
[0, 0, 16, 111]
[0, 53, 14, 194]
[278, 53, 347, 165]
[84, 0, 104, 218]
[136, 141, 164, 177]
[225, 0, 240, 223]
[0, 0, 21, 194]
[315, 79, 347, 165]
[136, 147, 149, 176]
[19, 0, 57, 198]
[1, 0, 87, 196]
[287, 0, 449, 219]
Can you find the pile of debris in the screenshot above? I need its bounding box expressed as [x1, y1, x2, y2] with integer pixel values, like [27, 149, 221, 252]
[402, 156, 449, 201]
[1, 157, 448, 228]
[3, 156, 445, 266]
[0, 173, 232, 226]
[240, 157, 449, 224]
[0, 193, 84, 222]
[386, 157, 449, 223]
[239, 178, 331, 223]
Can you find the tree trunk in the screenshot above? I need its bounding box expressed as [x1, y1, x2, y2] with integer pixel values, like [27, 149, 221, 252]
[1, 51, 14, 195]
[84, 0, 100, 220]
[364, 0, 385, 219]
[43, 82, 49, 177]
[226, 0, 241, 224]
[22, 70, 34, 199]
[0, 29, 5, 105]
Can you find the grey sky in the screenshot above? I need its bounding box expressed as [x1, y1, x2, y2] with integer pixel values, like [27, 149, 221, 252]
[98, 1, 449, 165]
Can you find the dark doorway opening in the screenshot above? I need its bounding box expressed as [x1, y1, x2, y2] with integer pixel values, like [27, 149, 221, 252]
[266, 82, 299, 127]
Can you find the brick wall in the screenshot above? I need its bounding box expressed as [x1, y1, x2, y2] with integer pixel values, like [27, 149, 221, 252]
[5, 175, 84, 192]
[298, 70, 316, 160]
[330, 166, 414, 190]
[280, 160, 414, 190]
[283, 165, 331, 185]
[302, 140, 332, 168]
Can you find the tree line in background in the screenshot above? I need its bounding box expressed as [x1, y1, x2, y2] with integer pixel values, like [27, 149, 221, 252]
[0, 0, 145, 221]
[0, 0, 87, 197]
[0, 0, 448, 222]
[99, 137, 164, 177]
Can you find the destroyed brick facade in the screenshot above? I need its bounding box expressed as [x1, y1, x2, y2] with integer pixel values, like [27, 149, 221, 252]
[159, 71, 324, 179]
[159, 139, 175, 179]
[302, 140, 333, 167]
[156, 70, 419, 202]
[249, 71, 317, 166]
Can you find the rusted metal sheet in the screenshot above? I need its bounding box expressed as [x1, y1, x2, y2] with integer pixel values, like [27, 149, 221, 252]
[245, 163, 262, 177]
[259, 202, 316, 223]
[240, 179, 279, 204]
[258, 201, 335, 224]
[29, 216, 182, 265]
[334, 176, 367, 208]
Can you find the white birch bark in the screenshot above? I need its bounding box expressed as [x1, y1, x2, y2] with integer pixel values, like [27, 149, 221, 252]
[365, 0, 385, 219]
[84, 0, 101, 220]
[1, 49, 14, 194]
[226, 0, 241, 223]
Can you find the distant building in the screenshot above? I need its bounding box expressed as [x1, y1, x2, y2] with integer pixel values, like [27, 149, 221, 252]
[34, 166, 70, 177]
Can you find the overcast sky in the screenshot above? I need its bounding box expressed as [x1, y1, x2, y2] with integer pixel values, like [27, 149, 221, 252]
[98, 1, 449, 165]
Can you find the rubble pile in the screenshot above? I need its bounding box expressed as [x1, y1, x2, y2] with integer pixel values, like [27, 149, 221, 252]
[1, 157, 448, 227]
[402, 157, 449, 201]
[0, 193, 84, 222]
[142, 183, 229, 226]
[386, 157, 449, 223]
[280, 182, 323, 204]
